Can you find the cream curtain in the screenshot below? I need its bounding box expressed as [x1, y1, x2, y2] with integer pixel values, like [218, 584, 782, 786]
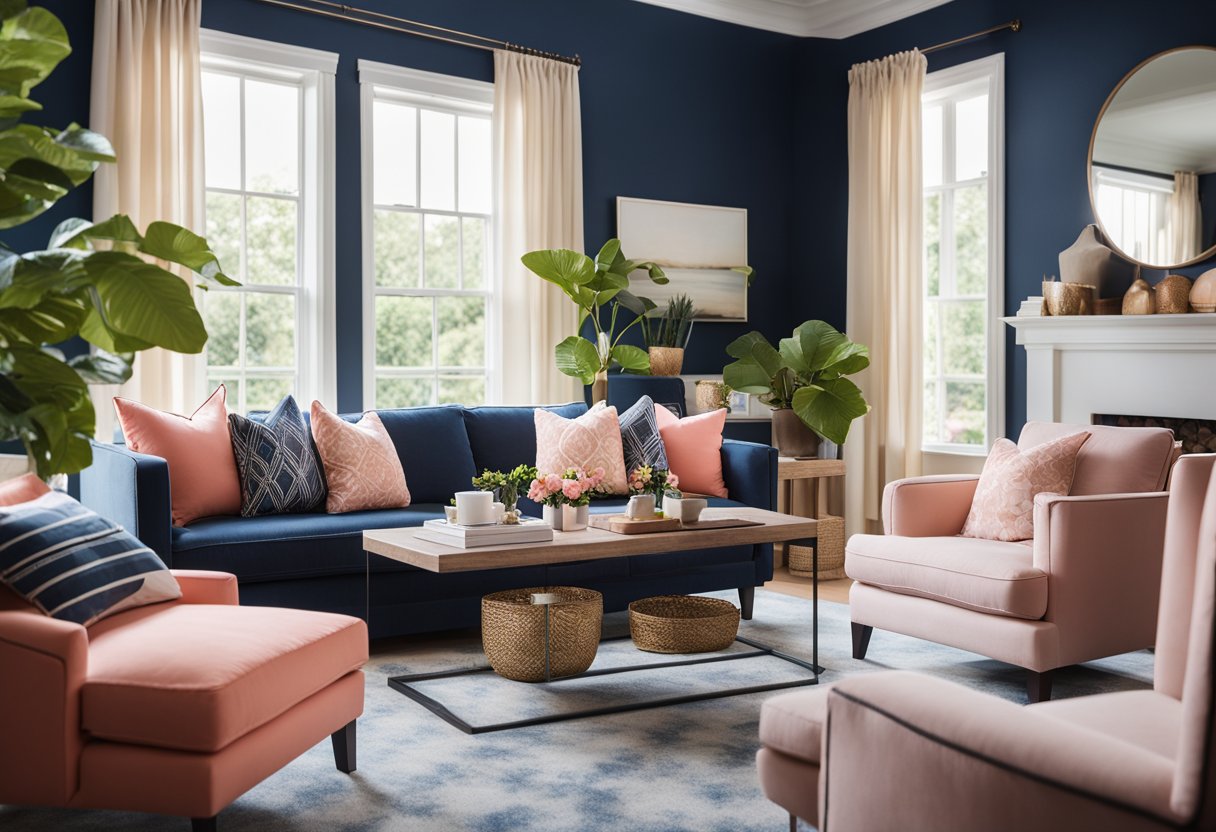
[843, 50, 927, 536]
[90, 0, 204, 439]
[494, 50, 584, 406]
[1170, 170, 1202, 263]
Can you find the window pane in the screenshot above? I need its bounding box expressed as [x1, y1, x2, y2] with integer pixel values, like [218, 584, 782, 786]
[437, 296, 485, 368]
[376, 296, 432, 368]
[924, 193, 941, 297]
[955, 93, 988, 182]
[374, 210, 420, 288]
[245, 292, 296, 368]
[245, 196, 297, 286]
[462, 217, 485, 289]
[244, 80, 299, 195]
[457, 115, 491, 214]
[209, 376, 240, 412]
[202, 72, 241, 190]
[246, 377, 294, 412]
[439, 375, 485, 406]
[923, 103, 943, 188]
[373, 101, 417, 207]
[942, 301, 986, 376]
[419, 109, 455, 211]
[923, 300, 939, 375]
[945, 381, 986, 446]
[202, 291, 240, 368]
[424, 214, 459, 289]
[205, 191, 243, 281]
[376, 376, 432, 408]
[923, 381, 940, 445]
[954, 184, 988, 295]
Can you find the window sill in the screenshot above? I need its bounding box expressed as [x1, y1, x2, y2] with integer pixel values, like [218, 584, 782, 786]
[921, 444, 988, 458]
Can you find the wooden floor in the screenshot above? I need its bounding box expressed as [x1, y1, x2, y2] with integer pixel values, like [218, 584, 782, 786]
[764, 566, 852, 604]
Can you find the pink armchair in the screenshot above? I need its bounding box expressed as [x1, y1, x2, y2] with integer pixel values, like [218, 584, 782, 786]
[0, 569, 368, 831]
[758, 453, 1216, 831]
[846, 421, 1176, 701]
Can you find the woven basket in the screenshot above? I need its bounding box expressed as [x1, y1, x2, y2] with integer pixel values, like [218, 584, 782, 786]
[789, 514, 846, 580]
[628, 595, 740, 654]
[481, 586, 603, 682]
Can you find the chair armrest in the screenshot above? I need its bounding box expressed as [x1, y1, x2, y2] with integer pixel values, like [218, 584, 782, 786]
[881, 475, 979, 536]
[1033, 491, 1169, 662]
[171, 570, 240, 605]
[721, 439, 777, 510]
[0, 611, 88, 805]
[81, 441, 173, 565]
[820, 671, 1178, 830]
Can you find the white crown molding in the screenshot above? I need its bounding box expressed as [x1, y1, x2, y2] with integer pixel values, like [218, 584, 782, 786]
[630, 0, 955, 39]
[200, 29, 338, 74]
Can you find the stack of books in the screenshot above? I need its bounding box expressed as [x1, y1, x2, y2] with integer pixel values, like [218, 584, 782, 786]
[1017, 296, 1043, 317]
[416, 517, 554, 548]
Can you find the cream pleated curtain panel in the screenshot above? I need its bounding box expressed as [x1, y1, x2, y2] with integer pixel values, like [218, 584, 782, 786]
[1170, 170, 1202, 263]
[90, 0, 204, 440]
[494, 50, 584, 406]
[844, 49, 927, 536]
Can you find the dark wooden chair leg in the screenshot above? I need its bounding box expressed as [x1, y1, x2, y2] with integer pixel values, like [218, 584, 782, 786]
[191, 817, 218, 832]
[789, 812, 798, 832]
[1026, 670, 1053, 703]
[851, 622, 873, 660]
[332, 720, 357, 773]
[738, 585, 755, 620]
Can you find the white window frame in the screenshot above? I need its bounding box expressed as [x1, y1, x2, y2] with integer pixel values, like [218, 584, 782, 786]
[921, 53, 1005, 455]
[358, 59, 499, 410]
[199, 30, 338, 412]
[1092, 165, 1172, 266]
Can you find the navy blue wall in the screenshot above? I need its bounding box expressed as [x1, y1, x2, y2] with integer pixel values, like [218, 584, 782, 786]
[797, 0, 1216, 438]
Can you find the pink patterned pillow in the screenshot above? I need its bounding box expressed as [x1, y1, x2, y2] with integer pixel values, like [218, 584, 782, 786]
[961, 431, 1091, 542]
[534, 405, 629, 495]
[310, 401, 410, 513]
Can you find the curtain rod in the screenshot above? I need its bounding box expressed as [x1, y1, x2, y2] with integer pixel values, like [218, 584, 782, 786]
[249, 0, 582, 66]
[922, 19, 1021, 55]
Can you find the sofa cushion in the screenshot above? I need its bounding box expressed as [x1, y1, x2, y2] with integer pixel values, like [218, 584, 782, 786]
[311, 403, 410, 513]
[83, 604, 367, 753]
[375, 405, 476, 503]
[464, 403, 586, 474]
[1019, 421, 1175, 496]
[534, 404, 629, 494]
[846, 534, 1048, 619]
[654, 405, 729, 498]
[618, 394, 668, 473]
[228, 395, 328, 517]
[760, 686, 829, 764]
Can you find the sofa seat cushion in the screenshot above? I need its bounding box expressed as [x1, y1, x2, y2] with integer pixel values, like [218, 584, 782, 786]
[1029, 690, 1181, 761]
[83, 604, 367, 753]
[759, 686, 830, 764]
[846, 534, 1048, 619]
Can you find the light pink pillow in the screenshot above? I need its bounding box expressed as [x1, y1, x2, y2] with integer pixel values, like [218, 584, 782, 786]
[310, 402, 410, 513]
[0, 473, 50, 506]
[114, 385, 242, 526]
[653, 405, 728, 498]
[534, 405, 629, 494]
[961, 431, 1091, 542]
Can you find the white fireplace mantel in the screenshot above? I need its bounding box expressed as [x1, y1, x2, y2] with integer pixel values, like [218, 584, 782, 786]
[1003, 314, 1216, 424]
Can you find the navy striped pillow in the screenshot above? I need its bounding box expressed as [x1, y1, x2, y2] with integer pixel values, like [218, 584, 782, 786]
[0, 491, 180, 626]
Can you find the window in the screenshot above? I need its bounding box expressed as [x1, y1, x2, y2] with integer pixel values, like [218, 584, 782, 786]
[1092, 166, 1171, 265]
[199, 32, 337, 413]
[359, 60, 495, 409]
[922, 54, 1004, 453]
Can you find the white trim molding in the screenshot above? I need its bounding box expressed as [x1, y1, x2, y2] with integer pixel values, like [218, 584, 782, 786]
[629, 0, 953, 38]
[200, 29, 338, 75]
[358, 59, 493, 108]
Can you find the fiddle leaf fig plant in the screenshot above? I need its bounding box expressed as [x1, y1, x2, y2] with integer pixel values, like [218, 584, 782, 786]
[0, 1, 235, 478]
[723, 320, 871, 445]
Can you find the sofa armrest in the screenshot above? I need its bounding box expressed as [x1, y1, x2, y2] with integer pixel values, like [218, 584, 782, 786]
[721, 439, 777, 510]
[81, 441, 173, 565]
[0, 611, 87, 806]
[1033, 491, 1169, 662]
[820, 671, 1178, 830]
[171, 570, 240, 605]
[881, 475, 980, 536]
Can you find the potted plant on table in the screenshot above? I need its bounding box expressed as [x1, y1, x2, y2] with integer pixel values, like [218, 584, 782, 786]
[722, 320, 870, 458]
[627, 465, 679, 514]
[642, 293, 697, 376]
[472, 464, 537, 524]
[528, 467, 606, 531]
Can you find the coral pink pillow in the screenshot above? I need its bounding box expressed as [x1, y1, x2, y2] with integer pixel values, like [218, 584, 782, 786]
[114, 385, 242, 526]
[653, 406, 728, 498]
[310, 402, 410, 513]
[534, 404, 629, 495]
[961, 431, 1091, 542]
[0, 473, 50, 506]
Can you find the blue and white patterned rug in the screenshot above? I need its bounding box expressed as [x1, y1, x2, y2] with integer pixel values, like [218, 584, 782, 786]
[1, 588, 1153, 831]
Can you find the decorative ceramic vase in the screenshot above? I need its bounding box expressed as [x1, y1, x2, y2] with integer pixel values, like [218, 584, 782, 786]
[626, 494, 655, 519]
[648, 346, 685, 376]
[1122, 278, 1156, 315]
[1191, 269, 1216, 312]
[591, 370, 608, 405]
[1042, 280, 1095, 316]
[1058, 224, 1135, 299]
[542, 503, 563, 531]
[561, 503, 589, 531]
[771, 408, 820, 458]
[1157, 275, 1193, 314]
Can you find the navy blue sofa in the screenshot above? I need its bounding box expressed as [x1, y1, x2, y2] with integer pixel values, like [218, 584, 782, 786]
[79, 402, 778, 638]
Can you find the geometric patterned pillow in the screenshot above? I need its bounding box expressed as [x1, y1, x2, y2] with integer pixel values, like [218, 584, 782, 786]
[618, 395, 668, 473]
[534, 404, 630, 495]
[310, 401, 410, 513]
[228, 395, 327, 517]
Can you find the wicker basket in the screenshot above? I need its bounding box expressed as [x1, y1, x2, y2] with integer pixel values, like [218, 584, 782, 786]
[789, 514, 845, 580]
[628, 595, 740, 654]
[481, 586, 603, 682]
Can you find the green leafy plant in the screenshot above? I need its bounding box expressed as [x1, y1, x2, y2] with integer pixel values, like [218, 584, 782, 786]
[521, 239, 668, 384]
[723, 321, 871, 445]
[0, 2, 235, 477]
[642, 293, 697, 349]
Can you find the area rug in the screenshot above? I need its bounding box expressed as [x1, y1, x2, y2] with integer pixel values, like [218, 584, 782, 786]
[0, 589, 1153, 832]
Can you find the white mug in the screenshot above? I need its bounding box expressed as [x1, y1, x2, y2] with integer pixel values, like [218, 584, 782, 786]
[626, 494, 655, 519]
[455, 491, 495, 526]
[668, 496, 707, 523]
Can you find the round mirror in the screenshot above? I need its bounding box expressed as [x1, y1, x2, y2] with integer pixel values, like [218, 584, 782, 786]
[1088, 46, 1216, 270]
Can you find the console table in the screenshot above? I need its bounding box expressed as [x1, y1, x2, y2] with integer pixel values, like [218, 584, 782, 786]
[777, 457, 846, 570]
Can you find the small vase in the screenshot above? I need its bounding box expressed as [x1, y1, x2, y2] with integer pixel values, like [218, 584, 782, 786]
[591, 370, 608, 405]
[562, 503, 589, 531]
[542, 504, 563, 531]
[771, 408, 821, 458]
[648, 346, 684, 376]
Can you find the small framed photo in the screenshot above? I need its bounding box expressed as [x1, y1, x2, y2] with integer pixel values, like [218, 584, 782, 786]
[727, 390, 750, 415]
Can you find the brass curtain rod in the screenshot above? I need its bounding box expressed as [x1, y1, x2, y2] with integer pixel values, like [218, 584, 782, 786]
[249, 0, 582, 66]
[921, 19, 1021, 54]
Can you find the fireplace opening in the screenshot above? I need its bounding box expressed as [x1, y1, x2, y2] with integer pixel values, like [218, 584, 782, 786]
[1094, 414, 1216, 455]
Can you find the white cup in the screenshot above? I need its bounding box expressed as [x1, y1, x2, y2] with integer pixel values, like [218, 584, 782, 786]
[626, 494, 655, 519]
[669, 496, 707, 523]
[455, 491, 495, 525]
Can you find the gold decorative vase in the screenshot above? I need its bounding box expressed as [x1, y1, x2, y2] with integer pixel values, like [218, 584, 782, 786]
[1043, 280, 1095, 316]
[648, 346, 685, 376]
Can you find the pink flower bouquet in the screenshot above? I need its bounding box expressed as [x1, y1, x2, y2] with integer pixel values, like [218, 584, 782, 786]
[528, 466, 606, 507]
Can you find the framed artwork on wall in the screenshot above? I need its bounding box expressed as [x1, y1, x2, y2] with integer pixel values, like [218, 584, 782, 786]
[616, 196, 749, 323]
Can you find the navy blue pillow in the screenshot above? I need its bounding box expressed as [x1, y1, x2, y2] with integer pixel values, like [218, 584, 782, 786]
[375, 405, 477, 504]
[228, 396, 327, 517]
[463, 402, 587, 474]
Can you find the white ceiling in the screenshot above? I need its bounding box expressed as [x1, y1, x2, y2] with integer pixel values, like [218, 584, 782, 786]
[630, 0, 956, 39]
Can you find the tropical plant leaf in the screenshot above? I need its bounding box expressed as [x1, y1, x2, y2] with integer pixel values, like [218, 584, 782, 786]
[139, 220, 236, 284]
[68, 349, 133, 385]
[0, 6, 70, 98]
[521, 248, 596, 292]
[722, 357, 772, 394]
[0, 0, 29, 23]
[778, 335, 808, 374]
[0, 93, 39, 117]
[78, 305, 154, 353]
[614, 289, 656, 318]
[732, 265, 755, 287]
[52, 124, 115, 163]
[725, 331, 770, 360]
[796, 320, 849, 373]
[791, 378, 870, 446]
[0, 291, 86, 343]
[594, 238, 621, 273]
[82, 252, 208, 353]
[554, 335, 600, 385]
[611, 344, 650, 374]
[0, 249, 83, 308]
[51, 213, 141, 249]
[819, 341, 870, 378]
